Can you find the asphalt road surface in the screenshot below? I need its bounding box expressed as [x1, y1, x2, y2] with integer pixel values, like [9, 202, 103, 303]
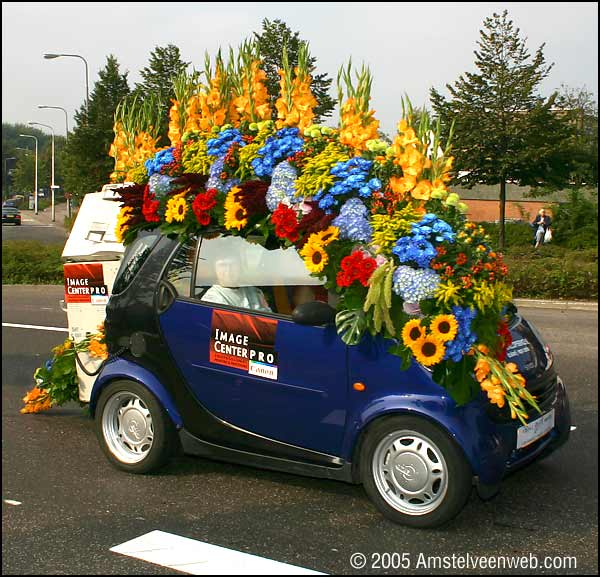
[2, 286, 598, 575]
[2, 204, 69, 244]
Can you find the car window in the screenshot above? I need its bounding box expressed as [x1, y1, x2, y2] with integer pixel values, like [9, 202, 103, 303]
[164, 237, 198, 298]
[112, 230, 161, 295]
[194, 235, 329, 315]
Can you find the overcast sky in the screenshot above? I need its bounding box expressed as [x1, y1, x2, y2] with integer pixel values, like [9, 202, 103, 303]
[2, 2, 598, 138]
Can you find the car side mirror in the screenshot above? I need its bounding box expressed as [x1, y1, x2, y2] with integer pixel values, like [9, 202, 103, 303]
[292, 301, 336, 326]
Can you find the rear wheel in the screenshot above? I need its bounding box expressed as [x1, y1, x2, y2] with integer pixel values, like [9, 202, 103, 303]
[95, 380, 178, 474]
[360, 415, 472, 528]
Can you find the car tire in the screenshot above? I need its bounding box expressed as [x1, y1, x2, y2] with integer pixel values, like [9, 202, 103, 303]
[95, 380, 178, 474]
[359, 415, 472, 528]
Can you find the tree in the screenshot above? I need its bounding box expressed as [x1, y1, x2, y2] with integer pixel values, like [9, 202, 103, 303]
[555, 84, 598, 187]
[254, 19, 336, 123]
[61, 55, 130, 202]
[134, 44, 189, 145]
[430, 10, 575, 248]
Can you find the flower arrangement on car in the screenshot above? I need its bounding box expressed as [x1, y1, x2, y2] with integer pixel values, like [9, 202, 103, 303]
[105, 42, 539, 423]
[21, 326, 108, 414]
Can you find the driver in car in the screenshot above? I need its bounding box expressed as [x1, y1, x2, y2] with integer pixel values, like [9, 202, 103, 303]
[202, 257, 272, 312]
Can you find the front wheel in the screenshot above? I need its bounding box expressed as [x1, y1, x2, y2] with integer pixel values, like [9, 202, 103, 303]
[95, 380, 178, 474]
[360, 415, 472, 528]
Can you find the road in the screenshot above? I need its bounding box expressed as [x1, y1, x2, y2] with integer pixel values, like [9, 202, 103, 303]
[2, 285, 597, 575]
[2, 203, 69, 243]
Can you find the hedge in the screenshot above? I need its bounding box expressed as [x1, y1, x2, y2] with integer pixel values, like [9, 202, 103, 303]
[2, 240, 597, 300]
[2, 241, 64, 284]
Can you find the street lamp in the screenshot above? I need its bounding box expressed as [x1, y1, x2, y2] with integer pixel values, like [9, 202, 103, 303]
[19, 134, 38, 214]
[29, 121, 56, 222]
[38, 105, 70, 218]
[43, 53, 89, 116]
[38, 105, 69, 139]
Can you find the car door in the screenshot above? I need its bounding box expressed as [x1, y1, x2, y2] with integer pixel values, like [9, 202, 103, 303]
[158, 236, 349, 457]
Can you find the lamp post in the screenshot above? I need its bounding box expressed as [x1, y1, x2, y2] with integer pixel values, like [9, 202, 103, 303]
[38, 105, 70, 218]
[38, 105, 69, 139]
[43, 53, 90, 116]
[19, 134, 38, 214]
[29, 122, 56, 222]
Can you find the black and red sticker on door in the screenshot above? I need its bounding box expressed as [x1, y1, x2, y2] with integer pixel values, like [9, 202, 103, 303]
[209, 309, 278, 380]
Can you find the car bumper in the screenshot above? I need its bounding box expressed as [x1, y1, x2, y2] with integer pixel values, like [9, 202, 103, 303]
[475, 375, 571, 494]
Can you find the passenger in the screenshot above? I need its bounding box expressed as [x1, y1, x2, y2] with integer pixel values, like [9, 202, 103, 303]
[202, 257, 272, 312]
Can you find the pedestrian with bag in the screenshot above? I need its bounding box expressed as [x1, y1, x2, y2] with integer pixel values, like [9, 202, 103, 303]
[532, 208, 552, 248]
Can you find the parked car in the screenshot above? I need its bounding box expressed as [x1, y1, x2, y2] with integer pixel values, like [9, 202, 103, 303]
[2, 206, 21, 225]
[91, 231, 571, 527]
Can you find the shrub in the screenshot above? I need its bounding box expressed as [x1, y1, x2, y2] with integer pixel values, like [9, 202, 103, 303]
[2, 240, 64, 284]
[504, 245, 598, 299]
[481, 222, 535, 247]
[551, 190, 598, 249]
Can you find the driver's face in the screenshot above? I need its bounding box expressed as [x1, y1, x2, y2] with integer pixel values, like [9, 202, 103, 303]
[215, 259, 240, 287]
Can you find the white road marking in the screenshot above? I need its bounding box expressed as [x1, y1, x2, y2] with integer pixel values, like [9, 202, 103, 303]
[111, 530, 325, 575]
[2, 323, 68, 333]
[4, 500, 22, 506]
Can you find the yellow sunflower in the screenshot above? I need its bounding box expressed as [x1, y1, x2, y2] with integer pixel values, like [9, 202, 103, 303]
[300, 241, 329, 274]
[224, 188, 248, 230]
[412, 335, 446, 367]
[401, 319, 425, 348]
[430, 314, 459, 342]
[310, 226, 340, 247]
[165, 195, 188, 223]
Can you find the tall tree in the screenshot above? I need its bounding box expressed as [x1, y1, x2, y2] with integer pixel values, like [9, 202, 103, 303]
[254, 19, 336, 123]
[61, 55, 130, 202]
[555, 84, 598, 187]
[430, 10, 575, 248]
[134, 44, 189, 145]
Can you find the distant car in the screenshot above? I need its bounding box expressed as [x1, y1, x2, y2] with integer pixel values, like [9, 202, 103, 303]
[2, 206, 21, 225]
[3, 199, 18, 208]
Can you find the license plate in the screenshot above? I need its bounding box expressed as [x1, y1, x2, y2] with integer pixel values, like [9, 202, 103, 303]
[517, 409, 555, 449]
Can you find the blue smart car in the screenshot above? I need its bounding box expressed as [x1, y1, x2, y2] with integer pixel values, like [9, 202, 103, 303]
[91, 231, 571, 527]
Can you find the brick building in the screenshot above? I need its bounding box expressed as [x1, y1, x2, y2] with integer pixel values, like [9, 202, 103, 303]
[453, 184, 597, 223]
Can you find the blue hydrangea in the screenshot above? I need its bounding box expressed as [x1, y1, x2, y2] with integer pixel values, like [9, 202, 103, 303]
[444, 306, 478, 362]
[148, 173, 176, 198]
[145, 148, 175, 176]
[392, 266, 441, 302]
[313, 157, 381, 210]
[252, 128, 304, 178]
[392, 235, 438, 268]
[266, 161, 299, 211]
[411, 213, 456, 243]
[392, 214, 456, 268]
[206, 155, 240, 194]
[206, 129, 245, 158]
[332, 198, 373, 242]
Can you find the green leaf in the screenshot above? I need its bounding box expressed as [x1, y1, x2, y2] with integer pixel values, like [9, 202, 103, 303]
[335, 308, 367, 345]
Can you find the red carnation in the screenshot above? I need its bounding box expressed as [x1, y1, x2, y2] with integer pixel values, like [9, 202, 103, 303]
[336, 251, 377, 288]
[271, 203, 299, 242]
[192, 188, 218, 226]
[142, 185, 160, 223]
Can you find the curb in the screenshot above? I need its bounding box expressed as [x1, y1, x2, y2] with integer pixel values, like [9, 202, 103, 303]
[514, 298, 598, 311]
